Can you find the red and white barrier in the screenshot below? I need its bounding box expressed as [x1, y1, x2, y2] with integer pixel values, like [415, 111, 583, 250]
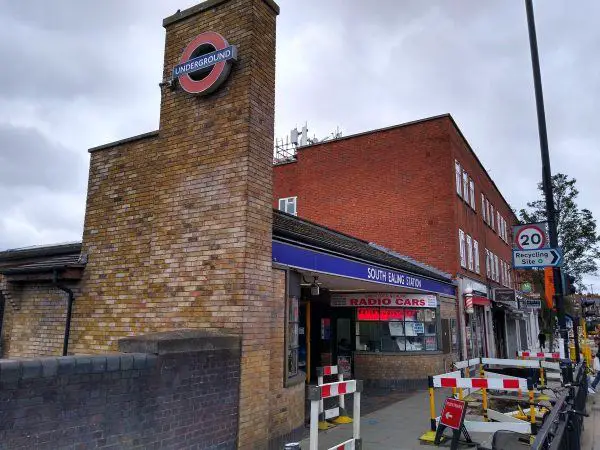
[433, 376, 528, 391]
[317, 365, 352, 425]
[519, 351, 561, 359]
[327, 438, 356, 450]
[308, 380, 362, 450]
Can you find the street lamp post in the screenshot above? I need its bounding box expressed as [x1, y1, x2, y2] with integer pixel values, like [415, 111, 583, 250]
[524, 0, 569, 360]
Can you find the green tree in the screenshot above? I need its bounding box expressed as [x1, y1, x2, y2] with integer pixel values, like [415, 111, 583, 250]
[519, 173, 600, 289]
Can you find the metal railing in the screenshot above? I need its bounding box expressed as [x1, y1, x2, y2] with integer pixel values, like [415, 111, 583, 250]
[529, 362, 588, 450]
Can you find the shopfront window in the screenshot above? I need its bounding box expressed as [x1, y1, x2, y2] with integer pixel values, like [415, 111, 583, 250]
[355, 307, 439, 352]
[287, 296, 299, 378]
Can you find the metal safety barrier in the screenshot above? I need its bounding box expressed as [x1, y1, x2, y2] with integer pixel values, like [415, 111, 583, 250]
[308, 380, 363, 450]
[527, 362, 587, 450]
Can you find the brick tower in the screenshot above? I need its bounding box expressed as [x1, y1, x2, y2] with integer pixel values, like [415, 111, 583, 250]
[74, 0, 279, 447]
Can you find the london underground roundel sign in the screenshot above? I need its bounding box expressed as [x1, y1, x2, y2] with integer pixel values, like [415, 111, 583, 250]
[172, 31, 237, 95]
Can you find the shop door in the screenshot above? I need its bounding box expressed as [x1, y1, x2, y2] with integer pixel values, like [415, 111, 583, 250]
[519, 320, 528, 351]
[506, 319, 519, 358]
[493, 308, 507, 359]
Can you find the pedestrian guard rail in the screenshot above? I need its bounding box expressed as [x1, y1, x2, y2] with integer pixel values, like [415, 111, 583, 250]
[529, 362, 587, 450]
[308, 379, 362, 450]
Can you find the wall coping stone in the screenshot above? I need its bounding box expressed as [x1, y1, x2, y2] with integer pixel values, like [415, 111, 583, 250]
[118, 329, 240, 355]
[355, 351, 445, 357]
[88, 130, 159, 153]
[163, 0, 280, 28]
[0, 353, 157, 382]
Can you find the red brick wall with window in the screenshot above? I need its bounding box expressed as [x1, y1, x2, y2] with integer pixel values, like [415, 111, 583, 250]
[274, 117, 457, 274]
[449, 129, 518, 288]
[273, 115, 517, 284]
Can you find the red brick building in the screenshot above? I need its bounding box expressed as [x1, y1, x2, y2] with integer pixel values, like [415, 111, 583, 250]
[274, 115, 537, 359]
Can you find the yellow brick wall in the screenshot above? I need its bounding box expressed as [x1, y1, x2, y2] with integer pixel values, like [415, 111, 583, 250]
[269, 269, 305, 441]
[72, 1, 279, 448]
[0, 283, 74, 358]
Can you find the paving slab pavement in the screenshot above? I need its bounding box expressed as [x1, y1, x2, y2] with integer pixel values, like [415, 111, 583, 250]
[582, 391, 600, 450]
[300, 389, 493, 450]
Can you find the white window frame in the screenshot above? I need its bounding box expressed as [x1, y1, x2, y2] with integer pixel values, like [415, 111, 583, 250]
[494, 254, 499, 282]
[497, 211, 501, 235]
[490, 204, 495, 230]
[473, 240, 480, 274]
[481, 194, 486, 222]
[462, 170, 469, 201]
[485, 199, 490, 225]
[500, 260, 505, 286]
[278, 196, 297, 216]
[469, 179, 475, 210]
[455, 161, 462, 197]
[466, 234, 473, 271]
[459, 229, 466, 268]
[485, 249, 491, 278]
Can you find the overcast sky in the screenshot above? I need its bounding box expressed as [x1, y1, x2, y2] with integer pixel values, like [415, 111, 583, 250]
[1, 0, 599, 289]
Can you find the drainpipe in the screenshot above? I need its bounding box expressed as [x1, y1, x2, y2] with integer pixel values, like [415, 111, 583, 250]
[53, 269, 74, 356]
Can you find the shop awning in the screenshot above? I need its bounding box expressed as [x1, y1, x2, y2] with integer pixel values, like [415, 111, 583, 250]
[472, 296, 491, 306]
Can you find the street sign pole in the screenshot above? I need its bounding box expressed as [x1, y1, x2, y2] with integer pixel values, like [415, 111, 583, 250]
[524, 0, 568, 360]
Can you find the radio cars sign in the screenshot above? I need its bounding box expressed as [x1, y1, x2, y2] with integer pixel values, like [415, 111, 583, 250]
[331, 293, 438, 308]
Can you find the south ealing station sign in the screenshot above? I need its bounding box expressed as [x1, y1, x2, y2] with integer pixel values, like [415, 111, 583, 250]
[512, 222, 563, 269]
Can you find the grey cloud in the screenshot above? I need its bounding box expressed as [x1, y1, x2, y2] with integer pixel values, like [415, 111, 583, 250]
[0, 123, 86, 190]
[0, 0, 598, 285]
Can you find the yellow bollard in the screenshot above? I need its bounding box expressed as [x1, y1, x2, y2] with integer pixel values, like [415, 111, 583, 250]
[539, 367, 545, 387]
[428, 376, 436, 432]
[482, 387, 488, 422]
[528, 378, 537, 436]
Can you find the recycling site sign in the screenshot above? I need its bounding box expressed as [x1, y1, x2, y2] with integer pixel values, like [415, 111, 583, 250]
[513, 248, 563, 269]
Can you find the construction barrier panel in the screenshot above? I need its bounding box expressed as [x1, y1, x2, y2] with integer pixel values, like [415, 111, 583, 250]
[421, 374, 536, 443]
[317, 365, 352, 428]
[308, 380, 362, 450]
[518, 351, 561, 359]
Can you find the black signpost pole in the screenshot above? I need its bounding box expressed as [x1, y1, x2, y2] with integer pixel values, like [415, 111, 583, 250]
[524, 0, 569, 361]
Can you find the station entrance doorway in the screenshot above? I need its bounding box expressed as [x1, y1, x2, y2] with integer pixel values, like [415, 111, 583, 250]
[295, 271, 443, 384]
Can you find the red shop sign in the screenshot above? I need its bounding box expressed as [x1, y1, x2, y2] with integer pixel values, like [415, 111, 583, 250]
[357, 308, 417, 321]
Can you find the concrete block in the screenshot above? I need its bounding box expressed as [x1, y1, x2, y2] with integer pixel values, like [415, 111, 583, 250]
[40, 358, 59, 378]
[0, 360, 21, 383]
[21, 360, 42, 380]
[105, 355, 121, 372]
[120, 354, 134, 371]
[91, 356, 107, 373]
[57, 357, 76, 375]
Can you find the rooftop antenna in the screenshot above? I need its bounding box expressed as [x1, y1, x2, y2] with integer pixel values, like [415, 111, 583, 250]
[290, 127, 299, 146]
[300, 123, 308, 147]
